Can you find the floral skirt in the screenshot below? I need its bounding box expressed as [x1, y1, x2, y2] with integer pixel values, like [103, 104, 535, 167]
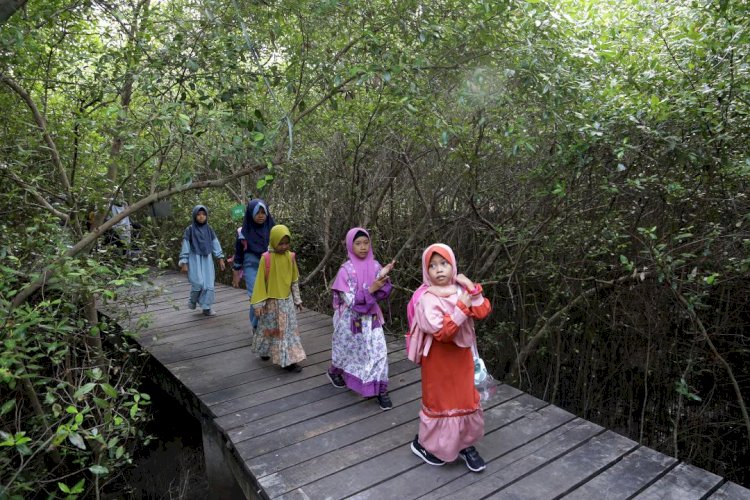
[252, 295, 306, 368]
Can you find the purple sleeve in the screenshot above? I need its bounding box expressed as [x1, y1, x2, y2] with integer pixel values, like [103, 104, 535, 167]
[372, 280, 392, 301]
[352, 281, 391, 314]
[352, 288, 379, 315]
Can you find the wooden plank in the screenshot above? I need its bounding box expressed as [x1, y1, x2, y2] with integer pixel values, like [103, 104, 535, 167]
[486, 430, 636, 498]
[563, 446, 677, 500]
[164, 332, 335, 383]
[152, 337, 254, 365]
[710, 481, 750, 499]
[173, 346, 337, 397]
[201, 341, 405, 406]
[274, 388, 535, 500]
[215, 357, 417, 429]
[635, 462, 724, 499]
[237, 380, 424, 463]
[425, 419, 605, 499]
[261, 386, 525, 498]
[352, 402, 575, 500]
[231, 365, 423, 443]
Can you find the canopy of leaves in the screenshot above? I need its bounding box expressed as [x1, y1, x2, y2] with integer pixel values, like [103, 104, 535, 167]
[1, 0, 749, 495]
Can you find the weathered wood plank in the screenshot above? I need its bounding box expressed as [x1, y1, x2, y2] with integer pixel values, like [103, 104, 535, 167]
[276, 388, 536, 500]
[709, 481, 750, 499]
[635, 462, 724, 499]
[238, 380, 424, 463]
[262, 387, 523, 498]
[563, 445, 678, 500]
[426, 419, 605, 499]
[484, 430, 636, 498]
[352, 401, 575, 500]
[202, 340, 406, 407]
[215, 357, 416, 431]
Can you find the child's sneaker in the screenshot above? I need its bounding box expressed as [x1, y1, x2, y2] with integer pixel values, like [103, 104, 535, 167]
[376, 393, 393, 410]
[410, 436, 444, 466]
[202, 309, 216, 316]
[283, 363, 302, 373]
[187, 300, 197, 310]
[327, 371, 346, 388]
[260, 356, 270, 361]
[458, 446, 486, 472]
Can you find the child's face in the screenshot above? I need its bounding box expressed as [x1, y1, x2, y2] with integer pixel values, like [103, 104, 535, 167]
[196, 211, 207, 224]
[253, 207, 267, 225]
[274, 235, 291, 253]
[352, 236, 370, 259]
[427, 252, 453, 286]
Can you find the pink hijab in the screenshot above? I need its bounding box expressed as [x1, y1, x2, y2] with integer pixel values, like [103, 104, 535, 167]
[332, 227, 379, 295]
[407, 243, 475, 363]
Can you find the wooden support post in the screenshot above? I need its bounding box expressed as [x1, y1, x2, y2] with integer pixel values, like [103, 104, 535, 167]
[201, 418, 250, 499]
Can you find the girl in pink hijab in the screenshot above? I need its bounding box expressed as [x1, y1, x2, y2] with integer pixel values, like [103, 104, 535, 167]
[329, 228, 395, 410]
[409, 243, 492, 472]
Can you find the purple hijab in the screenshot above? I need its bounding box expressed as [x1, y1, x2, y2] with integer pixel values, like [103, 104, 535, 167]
[332, 227, 379, 294]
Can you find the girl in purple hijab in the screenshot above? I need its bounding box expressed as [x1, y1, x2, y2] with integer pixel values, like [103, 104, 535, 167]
[329, 228, 396, 410]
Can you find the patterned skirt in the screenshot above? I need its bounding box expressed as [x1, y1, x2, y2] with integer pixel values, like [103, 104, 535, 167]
[252, 295, 306, 368]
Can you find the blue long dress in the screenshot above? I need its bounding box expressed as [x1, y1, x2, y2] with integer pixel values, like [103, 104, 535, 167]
[179, 233, 224, 311]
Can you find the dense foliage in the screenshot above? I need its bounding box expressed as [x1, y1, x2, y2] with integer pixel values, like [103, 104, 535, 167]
[1, 0, 748, 495]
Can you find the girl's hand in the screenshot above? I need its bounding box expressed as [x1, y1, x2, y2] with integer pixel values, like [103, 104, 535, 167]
[459, 292, 471, 307]
[380, 260, 396, 277]
[368, 275, 389, 294]
[219, 259, 226, 271]
[180, 264, 188, 274]
[296, 303, 304, 312]
[456, 273, 475, 291]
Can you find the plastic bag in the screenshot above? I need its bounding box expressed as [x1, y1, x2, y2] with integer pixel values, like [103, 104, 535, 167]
[473, 350, 498, 402]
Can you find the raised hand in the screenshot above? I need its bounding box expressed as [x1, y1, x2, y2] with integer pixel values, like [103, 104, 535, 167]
[381, 259, 396, 277]
[455, 273, 475, 291]
[368, 275, 389, 294]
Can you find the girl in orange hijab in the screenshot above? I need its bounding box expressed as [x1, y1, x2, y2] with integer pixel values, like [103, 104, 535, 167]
[409, 243, 492, 472]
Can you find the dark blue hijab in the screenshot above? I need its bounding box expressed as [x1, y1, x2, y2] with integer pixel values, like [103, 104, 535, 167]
[241, 198, 275, 256]
[185, 205, 216, 256]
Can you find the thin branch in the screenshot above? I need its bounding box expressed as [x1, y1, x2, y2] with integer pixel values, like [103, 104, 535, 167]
[2, 167, 69, 222]
[1, 72, 72, 198]
[9, 160, 271, 308]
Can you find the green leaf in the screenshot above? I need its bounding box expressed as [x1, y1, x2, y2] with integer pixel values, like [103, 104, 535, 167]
[1, 399, 15, 415]
[68, 432, 86, 450]
[89, 465, 109, 475]
[58, 482, 71, 494]
[71, 478, 86, 494]
[73, 383, 97, 400]
[101, 383, 118, 399]
[440, 130, 449, 147]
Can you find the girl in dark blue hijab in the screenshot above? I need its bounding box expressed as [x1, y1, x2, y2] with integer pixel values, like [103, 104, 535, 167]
[179, 205, 226, 316]
[232, 199, 275, 329]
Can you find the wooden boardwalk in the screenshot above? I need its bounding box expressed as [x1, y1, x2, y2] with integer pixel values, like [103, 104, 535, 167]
[109, 272, 750, 499]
